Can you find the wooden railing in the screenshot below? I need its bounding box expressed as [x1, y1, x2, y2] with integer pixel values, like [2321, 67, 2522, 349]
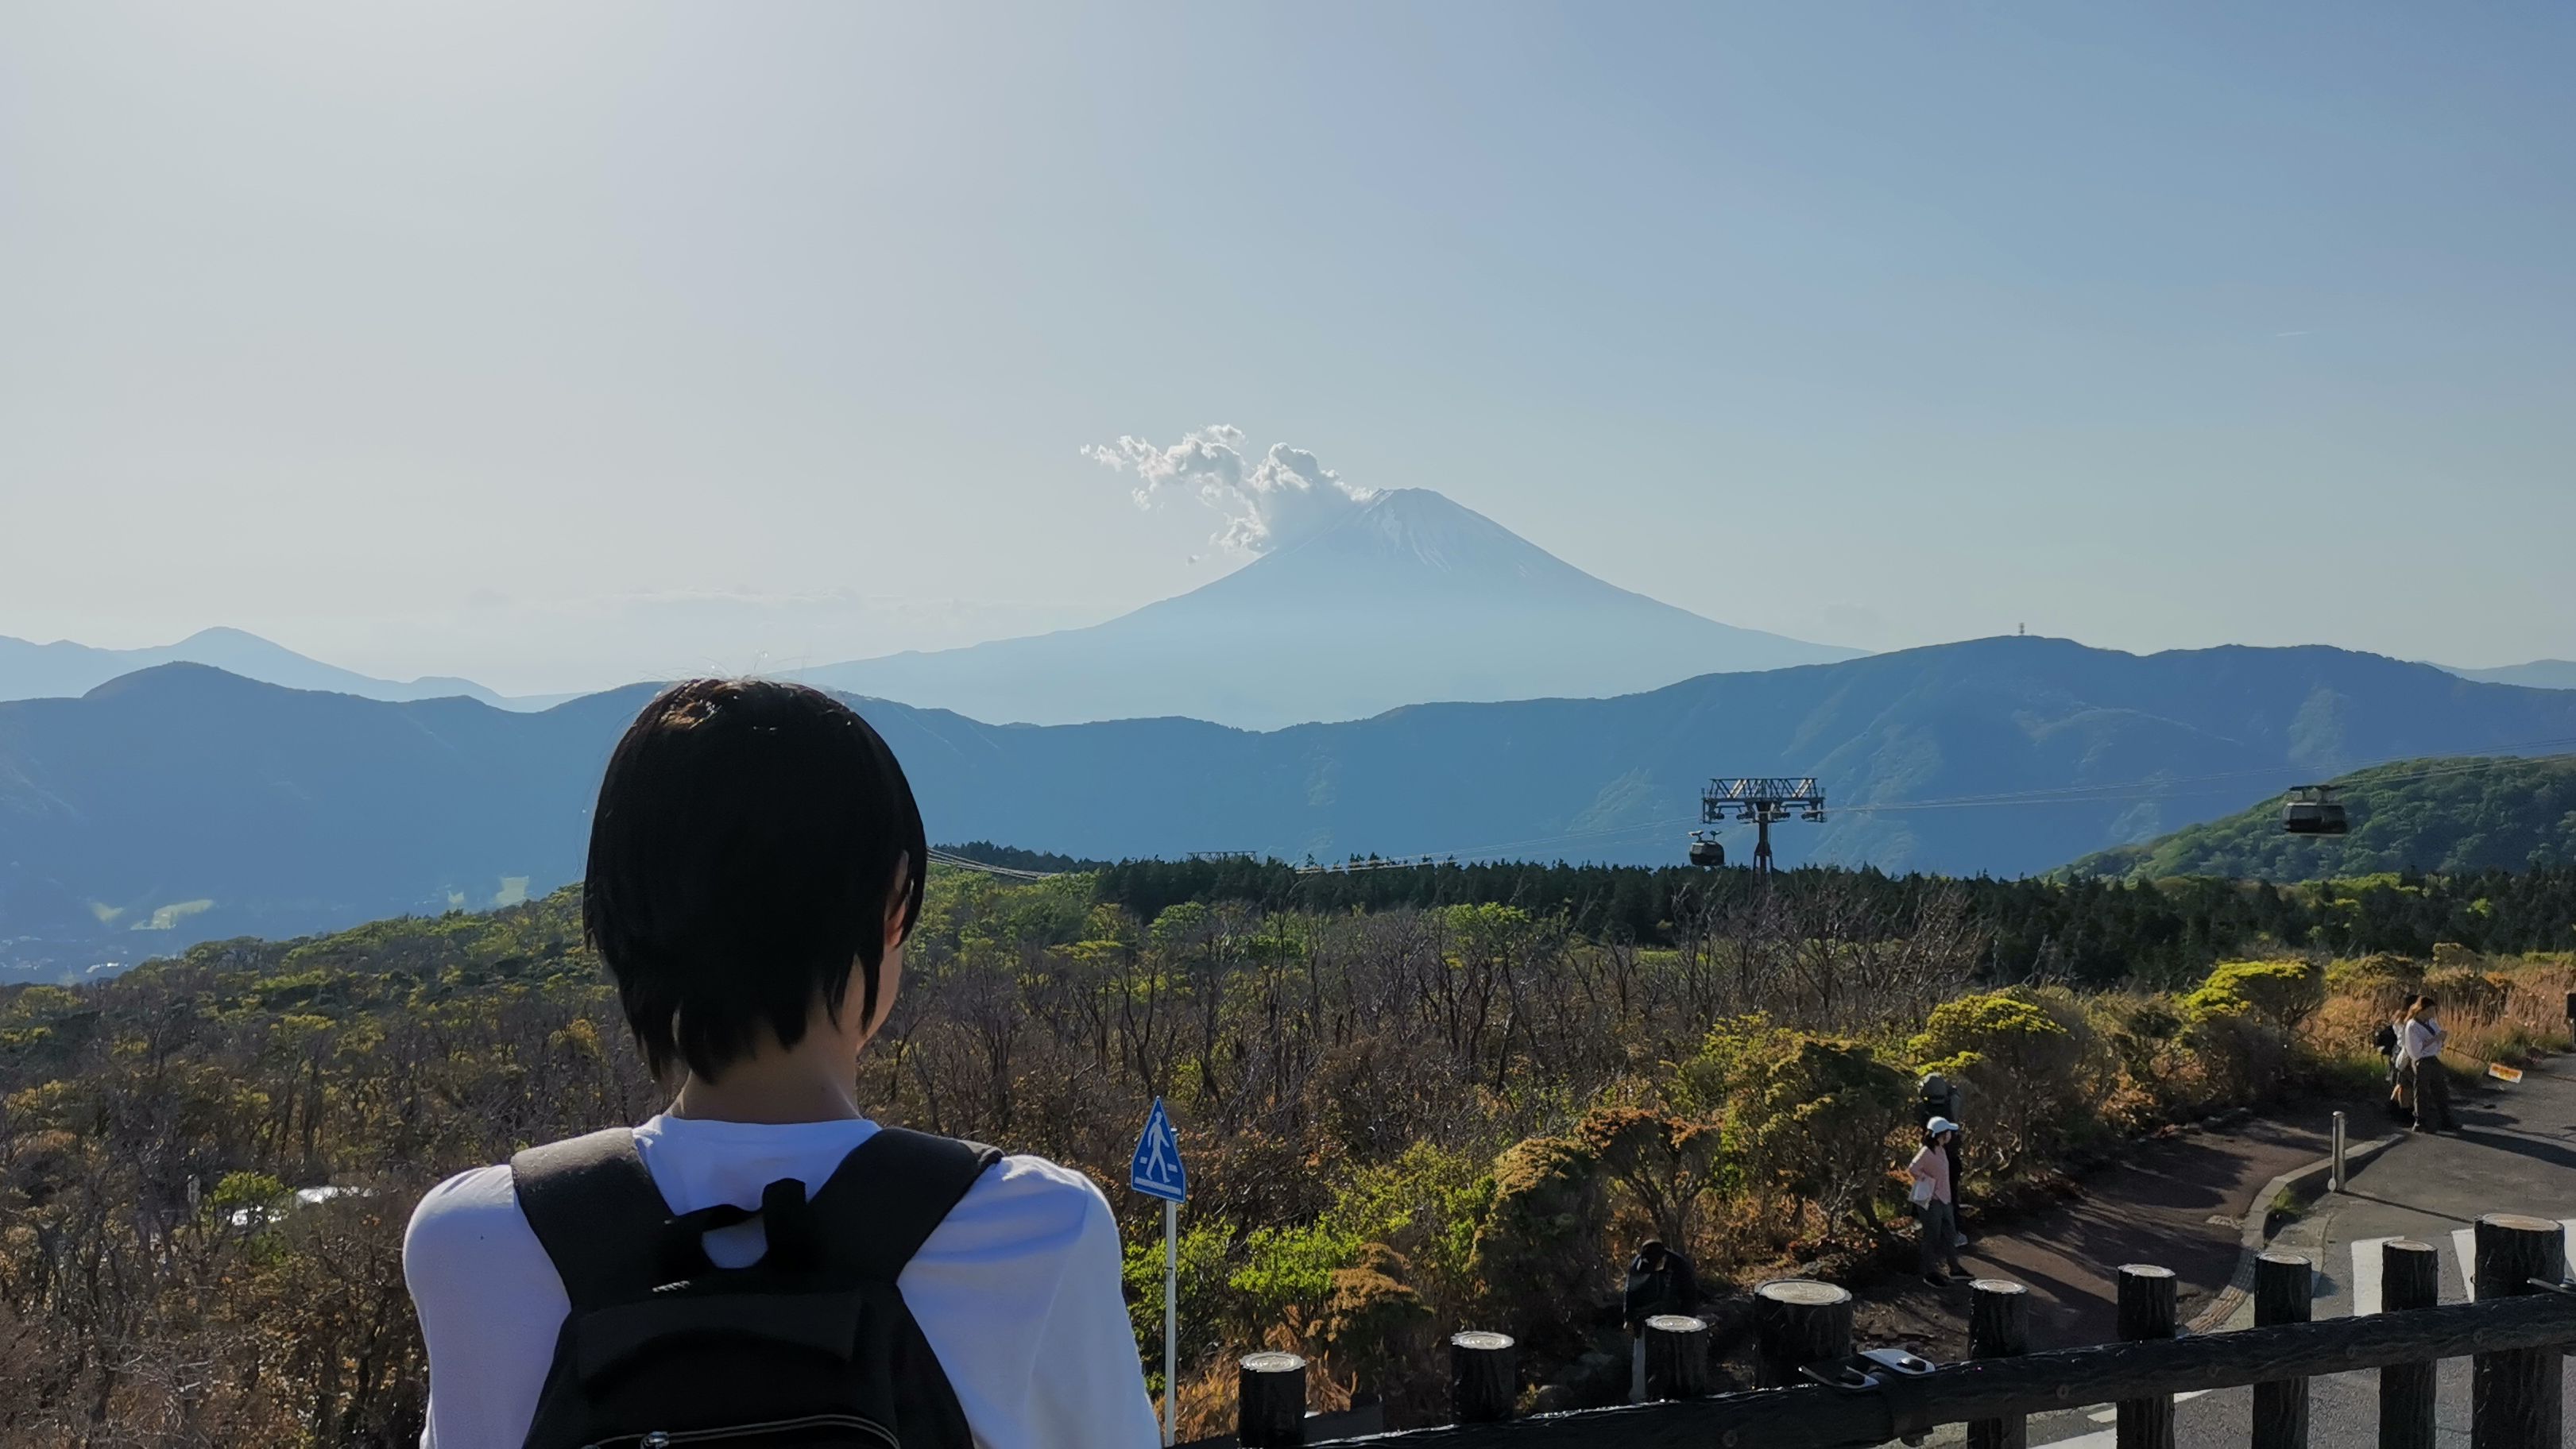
[1207, 1211, 2574, 1449]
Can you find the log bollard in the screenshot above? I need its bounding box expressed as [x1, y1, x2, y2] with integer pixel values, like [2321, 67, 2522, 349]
[1967, 1279, 2031, 1449]
[2253, 1252, 2313, 1449]
[1448, 1330, 1516, 1424]
[1642, 1313, 1712, 1401]
[2470, 1215, 2566, 1449]
[1238, 1350, 1308, 1448]
[2380, 1238, 2439, 1449]
[2116, 1264, 2178, 1449]
[1754, 1278, 1855, 1389]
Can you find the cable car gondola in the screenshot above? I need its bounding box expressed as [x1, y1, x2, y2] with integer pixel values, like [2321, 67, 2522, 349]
[2280, 784, 2349, 837]
[1687, 830, 1726, 867]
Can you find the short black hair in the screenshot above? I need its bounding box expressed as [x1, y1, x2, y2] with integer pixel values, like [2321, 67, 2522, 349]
[584, 678, 927, 1082]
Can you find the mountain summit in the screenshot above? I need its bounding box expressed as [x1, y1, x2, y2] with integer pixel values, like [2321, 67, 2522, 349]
[0, 626, 509, 706]
[801, 489, 1858, 728]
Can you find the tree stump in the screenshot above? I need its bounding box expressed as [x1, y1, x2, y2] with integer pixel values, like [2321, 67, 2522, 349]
[1753, 1278, 1854, 1389]
[1642, 1314, 1712, 1401]
[1238, 1350, 1308, 1447]
[1448, 1331, 1515, 1424]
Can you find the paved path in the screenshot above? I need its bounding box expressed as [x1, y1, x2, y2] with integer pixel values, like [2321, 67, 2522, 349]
[1878, 1063, 2576, 1448]
[2024, 1062, 2576, 1448]
[1859, 1111, 2341, 1359]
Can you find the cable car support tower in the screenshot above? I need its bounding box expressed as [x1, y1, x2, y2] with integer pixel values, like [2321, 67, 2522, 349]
[1700, 777, 1828, 877]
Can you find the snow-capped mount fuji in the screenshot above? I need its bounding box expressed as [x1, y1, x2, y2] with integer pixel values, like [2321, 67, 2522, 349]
[800, 489, 1859, 728]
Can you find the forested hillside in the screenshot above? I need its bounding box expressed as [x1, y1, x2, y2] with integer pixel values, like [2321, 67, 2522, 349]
[2067, 755, 2576, 880]
[14, 637, 2576, 965]
[5, 860, 2573, 1441]
[1093, 856, 2576, 983]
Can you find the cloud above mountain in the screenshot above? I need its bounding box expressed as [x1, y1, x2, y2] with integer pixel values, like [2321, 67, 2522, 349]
[1082, 424, 1377, 555]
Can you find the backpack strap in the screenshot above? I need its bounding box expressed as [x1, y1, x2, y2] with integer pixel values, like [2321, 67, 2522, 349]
[808, 1127, 1003, 1282]
[512, 1127, 674, 1309]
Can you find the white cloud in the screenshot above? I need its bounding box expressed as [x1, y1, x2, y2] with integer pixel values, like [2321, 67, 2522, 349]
[1082, 424, 1377, 554]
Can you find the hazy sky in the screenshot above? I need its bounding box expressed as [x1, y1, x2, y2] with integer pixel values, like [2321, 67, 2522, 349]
[3, 3, 2570, 693]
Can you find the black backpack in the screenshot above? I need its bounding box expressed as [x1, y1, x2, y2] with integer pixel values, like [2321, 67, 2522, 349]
[510, 1126, 1002, 1449]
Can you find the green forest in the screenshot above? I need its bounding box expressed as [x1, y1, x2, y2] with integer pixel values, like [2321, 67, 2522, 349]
[2070, 755, 2576, 881]
[2, 860, 2572, 1443]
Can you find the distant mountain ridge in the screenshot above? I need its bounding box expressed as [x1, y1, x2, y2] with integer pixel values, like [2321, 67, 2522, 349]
[2439, 660, 2576, 691]
[10, 638, 2576, 966]
[2065, 754, 2576, 880]
[0, 627, 515, 707]
[795, 488, 1862, 727]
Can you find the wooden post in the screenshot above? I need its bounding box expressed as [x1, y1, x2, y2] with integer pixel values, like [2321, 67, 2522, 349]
[2253, 1252, 2313, 1449]
[2380, 1238, 2439, 1449]
[1643, 1314, 1712, 1400]
[1238, 1350, 1308, 1448]
[1754, 1278, 1855, 1389]
[2116, 1264, 2178, 1449]
[1448, 1331, 1515, 1424]
[1967, 1279, 2031, 1449]
[2470, 1214, 2566, 1449]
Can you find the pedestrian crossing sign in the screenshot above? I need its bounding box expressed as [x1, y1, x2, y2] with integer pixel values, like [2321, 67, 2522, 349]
[1130, 1097, 1188, 1203]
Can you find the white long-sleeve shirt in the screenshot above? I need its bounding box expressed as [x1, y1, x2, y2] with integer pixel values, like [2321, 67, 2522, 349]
[402, 1114, 1160, 1449]
[2402, 1016, 2446, 1062]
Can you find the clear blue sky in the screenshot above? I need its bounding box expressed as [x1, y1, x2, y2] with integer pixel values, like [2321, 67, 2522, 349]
[2, 2, 2569, 692]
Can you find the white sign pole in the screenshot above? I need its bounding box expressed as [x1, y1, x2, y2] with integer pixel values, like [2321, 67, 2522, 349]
[1162, 1196, 1178, 1446]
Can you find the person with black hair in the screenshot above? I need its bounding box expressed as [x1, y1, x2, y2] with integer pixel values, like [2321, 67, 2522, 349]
[2374, 998, 2415, 1119]
[1908, 1119, 1967, 1285]
[1623, 1239, 1699, 1401]
[2402, 993, 2456, 1134]
[403, 680, 1158, 1448]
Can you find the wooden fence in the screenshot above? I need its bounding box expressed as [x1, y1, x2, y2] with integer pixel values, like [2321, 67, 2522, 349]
[1206, 1211, 2575, 1449]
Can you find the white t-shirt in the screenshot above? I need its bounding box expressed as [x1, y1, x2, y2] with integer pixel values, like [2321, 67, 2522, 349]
[2402, 1017, 2445, 1062]
[402, 1114, 1160, 1449]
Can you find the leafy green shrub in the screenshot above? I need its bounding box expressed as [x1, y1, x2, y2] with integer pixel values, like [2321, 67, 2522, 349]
[1731, 1034, 1909, 1231]
[1573, 1106, 1723, 1247]
[2181, 960, 2324, 1037]
[2325, 953, 2415, 994]
[1468, 1135, 1605, 1353]
[1909, 987, 2091, 1174]
[1231, 1221, 1366, 1332]
[1316, 1139, 1489, 1312]
[1121, 1219, 1235, 1381]
[1317, 1242, 1433, 1395]
[1668, 1014, 1775, 1119]
[2179, 1007, 2284, 1107]
[209, 1170, 287, 1221]
[2421, 967, 2508, 1019]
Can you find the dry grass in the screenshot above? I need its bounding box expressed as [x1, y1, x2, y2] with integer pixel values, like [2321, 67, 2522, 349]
[2308, 952, 2574, 1071]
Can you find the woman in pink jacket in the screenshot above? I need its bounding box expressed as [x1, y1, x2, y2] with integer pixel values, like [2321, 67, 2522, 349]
[1909, 1119, 1967, 1285]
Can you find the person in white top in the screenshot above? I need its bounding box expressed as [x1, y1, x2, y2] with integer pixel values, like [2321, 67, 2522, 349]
[402, 679, 1159, 1448]
[2400, 993, 2455, 1134]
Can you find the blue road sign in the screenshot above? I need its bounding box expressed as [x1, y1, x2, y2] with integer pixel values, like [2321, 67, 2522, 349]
[1129, 1097, 1187, 1203]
